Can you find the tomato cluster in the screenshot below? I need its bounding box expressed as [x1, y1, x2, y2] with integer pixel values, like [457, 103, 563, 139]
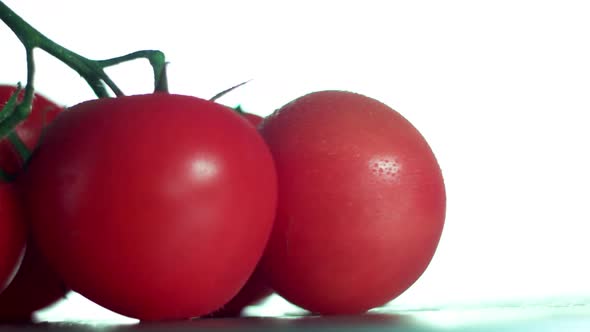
[0, 84, 446, 321]
[0, 86, 68, 322]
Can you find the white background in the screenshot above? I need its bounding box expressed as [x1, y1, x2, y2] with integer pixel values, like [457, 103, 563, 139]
[1, 0, 590, 322]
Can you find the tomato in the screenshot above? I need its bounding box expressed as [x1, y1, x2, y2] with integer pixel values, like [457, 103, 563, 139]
[0, 183, 26, 293]
[205, 109, 273, 318]
[258, 90, 446, 314]
[0, 85, 67, 321]
[0, 85, 63, 176]
[0, 238, 68, 322]
[21, 93, 277, 320]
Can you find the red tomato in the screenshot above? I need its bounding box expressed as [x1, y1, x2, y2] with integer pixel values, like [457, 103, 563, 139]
[0, 85, 63, 175]
[0, 239, 68, 322]
[21, 93, 277, 320]
[258, 90, 446, 314]
[0, 183, 26, 293]
[0, 85, 67, 321]
[206, 110, 273, 318]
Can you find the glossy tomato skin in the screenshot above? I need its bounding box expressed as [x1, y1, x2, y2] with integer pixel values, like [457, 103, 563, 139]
[0, 238, 68, 322]
[206, 110, 273, 318]
[0, 85, 63, 175]
[0, 184, 26, 293]
[22, 94, 278, 320]
[259, 90, 446, 315]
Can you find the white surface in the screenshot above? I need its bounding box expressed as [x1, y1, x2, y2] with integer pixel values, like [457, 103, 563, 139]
[1, 0, 589, 321]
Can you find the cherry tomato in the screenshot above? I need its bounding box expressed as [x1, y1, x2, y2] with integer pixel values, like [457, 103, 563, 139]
[21, 93, 277, 320]
[0, 85, 63, 175]
[258, 90, 446, 314]
[0, 183, 26, 293]
[0, 238, 68, 322]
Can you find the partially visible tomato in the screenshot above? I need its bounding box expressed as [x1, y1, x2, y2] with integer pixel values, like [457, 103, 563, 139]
[0, 85, 63, 176]
[21, 93, 278, 320]
[0, 85, 67, 321]
[258, 90, 446, 315]
[0, 238, 68, 322]
[0, 183, 26, 293]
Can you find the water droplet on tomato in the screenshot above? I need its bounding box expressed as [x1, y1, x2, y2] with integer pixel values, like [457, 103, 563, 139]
[368, 156, 401, 183]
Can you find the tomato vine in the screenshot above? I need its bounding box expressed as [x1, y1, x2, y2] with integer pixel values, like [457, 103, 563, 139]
[0, 1, 168, 143]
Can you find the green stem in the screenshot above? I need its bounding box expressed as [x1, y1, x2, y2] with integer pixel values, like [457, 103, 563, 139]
[36, 42, 115, 96]
[0, 1, 168, 97]
[209, 80, 252, 101]
[98, 50, 168, 93]
[0, 48, 36, 141]
[0, 2, 118, 97]
[0, 1, 36, 47]
[7, 132, 31, 162]
[154, 61, 169, 93]
[234, 105, 245, 114]
[0, 83, 22, 124]
[0, 0, 168, 141]
[17, 47, 36, 121]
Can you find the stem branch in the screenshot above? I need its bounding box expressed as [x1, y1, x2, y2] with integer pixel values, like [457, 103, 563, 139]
[0, 0, 168, 142]
[0, 0, 169, 176]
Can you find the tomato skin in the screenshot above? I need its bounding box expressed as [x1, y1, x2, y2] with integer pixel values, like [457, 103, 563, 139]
[21, 94, 278, 320]
[0, 86, 66, 320]
[258, 90, 446, 314]
[241, 113, 264, 128]
[0, 184, 26, 293]
[0, 85, 63, 175]
[0, 239, 68, 322]
[206, 110, 273, 318]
